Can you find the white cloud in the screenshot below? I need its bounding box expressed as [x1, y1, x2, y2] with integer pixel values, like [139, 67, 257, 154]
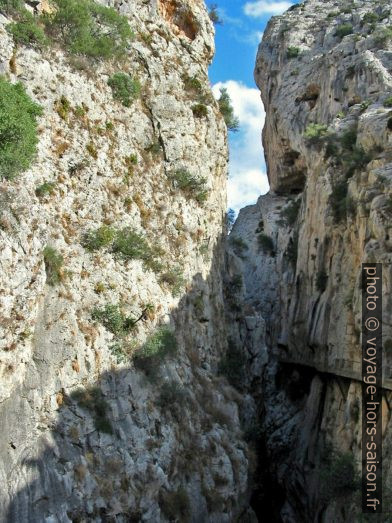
[212, 81, 269, 214]
[244, 0, 292, 17]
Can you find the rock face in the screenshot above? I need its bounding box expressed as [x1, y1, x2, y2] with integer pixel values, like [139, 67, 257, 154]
[228, 1, 392, 521]
[0, 1, 255, 521]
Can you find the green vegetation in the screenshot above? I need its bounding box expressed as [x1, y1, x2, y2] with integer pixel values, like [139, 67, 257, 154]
[0, 77, 42, 180]
[335, 23, 353, 39]
[208, 4, 223, 25]
[230, 236, 248, 258]
[4, 0, 133, 59]
[182, 74, 203, 94]
[217, 87, 239, 132]
[167, 168, 208, 204]
[362, 12, 379, 25]
[287, 46, 300, 59]
[258, 233, 275, 256]
[7, 9, 47, 47]
[192, 103, 208, 118]
[133, 327, 178, 380]
[321, 449, 360, 501]
[383, 96, 392, 108]
[92, 304, 137, 336]
[159, 267, 186, 297]
[330, 180, 349, 223]
[219, 339, 247, 390]
[72, 387, 113, 434]
[82, 226, 162, 272]
[373, 26, 392, 46]
[112, 227, 157, 267]
[279, 199, 301, 227]
[286, 231, 298, 266]
[0, 0, 23, 14]
[56, 96, 71, 120]
[316, 270, 328, 293]
[303, 123, 328, 143]
[43, 246, 64, 286]
[43, 0, 133, 58]
[159, 488, 191, 523]
[35, 181, 56, 198]
[108, 73, 141, 107]
[82, 225, 116, 251]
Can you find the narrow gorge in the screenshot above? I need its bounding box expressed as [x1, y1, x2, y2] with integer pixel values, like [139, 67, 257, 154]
[0, 0, 391, 522]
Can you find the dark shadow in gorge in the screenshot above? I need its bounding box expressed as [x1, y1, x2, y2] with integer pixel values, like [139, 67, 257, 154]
[1, 230, 281, 522]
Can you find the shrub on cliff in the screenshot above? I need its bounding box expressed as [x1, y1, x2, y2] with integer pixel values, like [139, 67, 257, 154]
[0, 77, 42, 180]
[287, 46, 300, 59]
[217, 87, 239, 132]
[258, 233, 275, 256]
[133, 327, 178, 380]
[303, 123, 328, 143]
[108, 73, 141, 107]
[43, 246, 64, 286]
[7, 9, 48, 47]
[0, 0, 22, 14]
[321, 449, 360, 501]
[167, 168, 208, 204]
[43, 0, 133, 58]
[335, 23, 353, 39]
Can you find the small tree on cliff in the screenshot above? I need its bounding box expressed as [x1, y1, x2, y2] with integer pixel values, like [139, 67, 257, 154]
[217, 87, 239, 132]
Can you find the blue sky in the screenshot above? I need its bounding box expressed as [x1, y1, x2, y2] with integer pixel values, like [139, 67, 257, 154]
[209, 0, 299, 213]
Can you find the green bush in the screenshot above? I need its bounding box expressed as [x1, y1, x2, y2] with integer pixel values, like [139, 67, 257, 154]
[43, 246, 64, 286]
[335, 23, 353, 39]
[0, 77, 42, 180]
[258, 233, 275, 256]
[279, 199, 301, 227]
[167, 168, 208, 204]
[7, 9, 48, 47]
[43, 0, 133, 59]
[384, 96, 392, 108]
[182, 74, 203, 94]
[71, 387, 113, 434]
[192, 103, 208, 118]
[321, 450, 360, 501]
[35, 181, 56, 198]
[108, 73, 141, 107]
[82, 225, 116, 251]
[316, 270, 328, 293]
[208, 4, 223, 25]
[112, 227, 153, 262]
[92, 304, 136, 336]
[303, 123, 328, 143]
[0, 0, 22, 14]
[230, 236, 248, 258]
[133, 327, 177, 380]
[287, 46, 300, 59]
[373, 26, 392, 46]
[159, 267, 186, 297]
[159, 488, 191, 523]
[330, 179, 349, 222]
[218, 339, 246, 390]
[362, 12, 379, 25]
[286, 231, 298, 266]
[217, 87, 239, 132]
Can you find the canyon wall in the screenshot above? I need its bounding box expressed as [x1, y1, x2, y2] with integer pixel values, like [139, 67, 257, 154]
[228, 0, 392, 520]
[0, 1, 256, 521]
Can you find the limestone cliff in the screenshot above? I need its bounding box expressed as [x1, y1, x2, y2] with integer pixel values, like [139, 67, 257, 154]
[0, 1, 255, 521]
[228, 0, 392, 521]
